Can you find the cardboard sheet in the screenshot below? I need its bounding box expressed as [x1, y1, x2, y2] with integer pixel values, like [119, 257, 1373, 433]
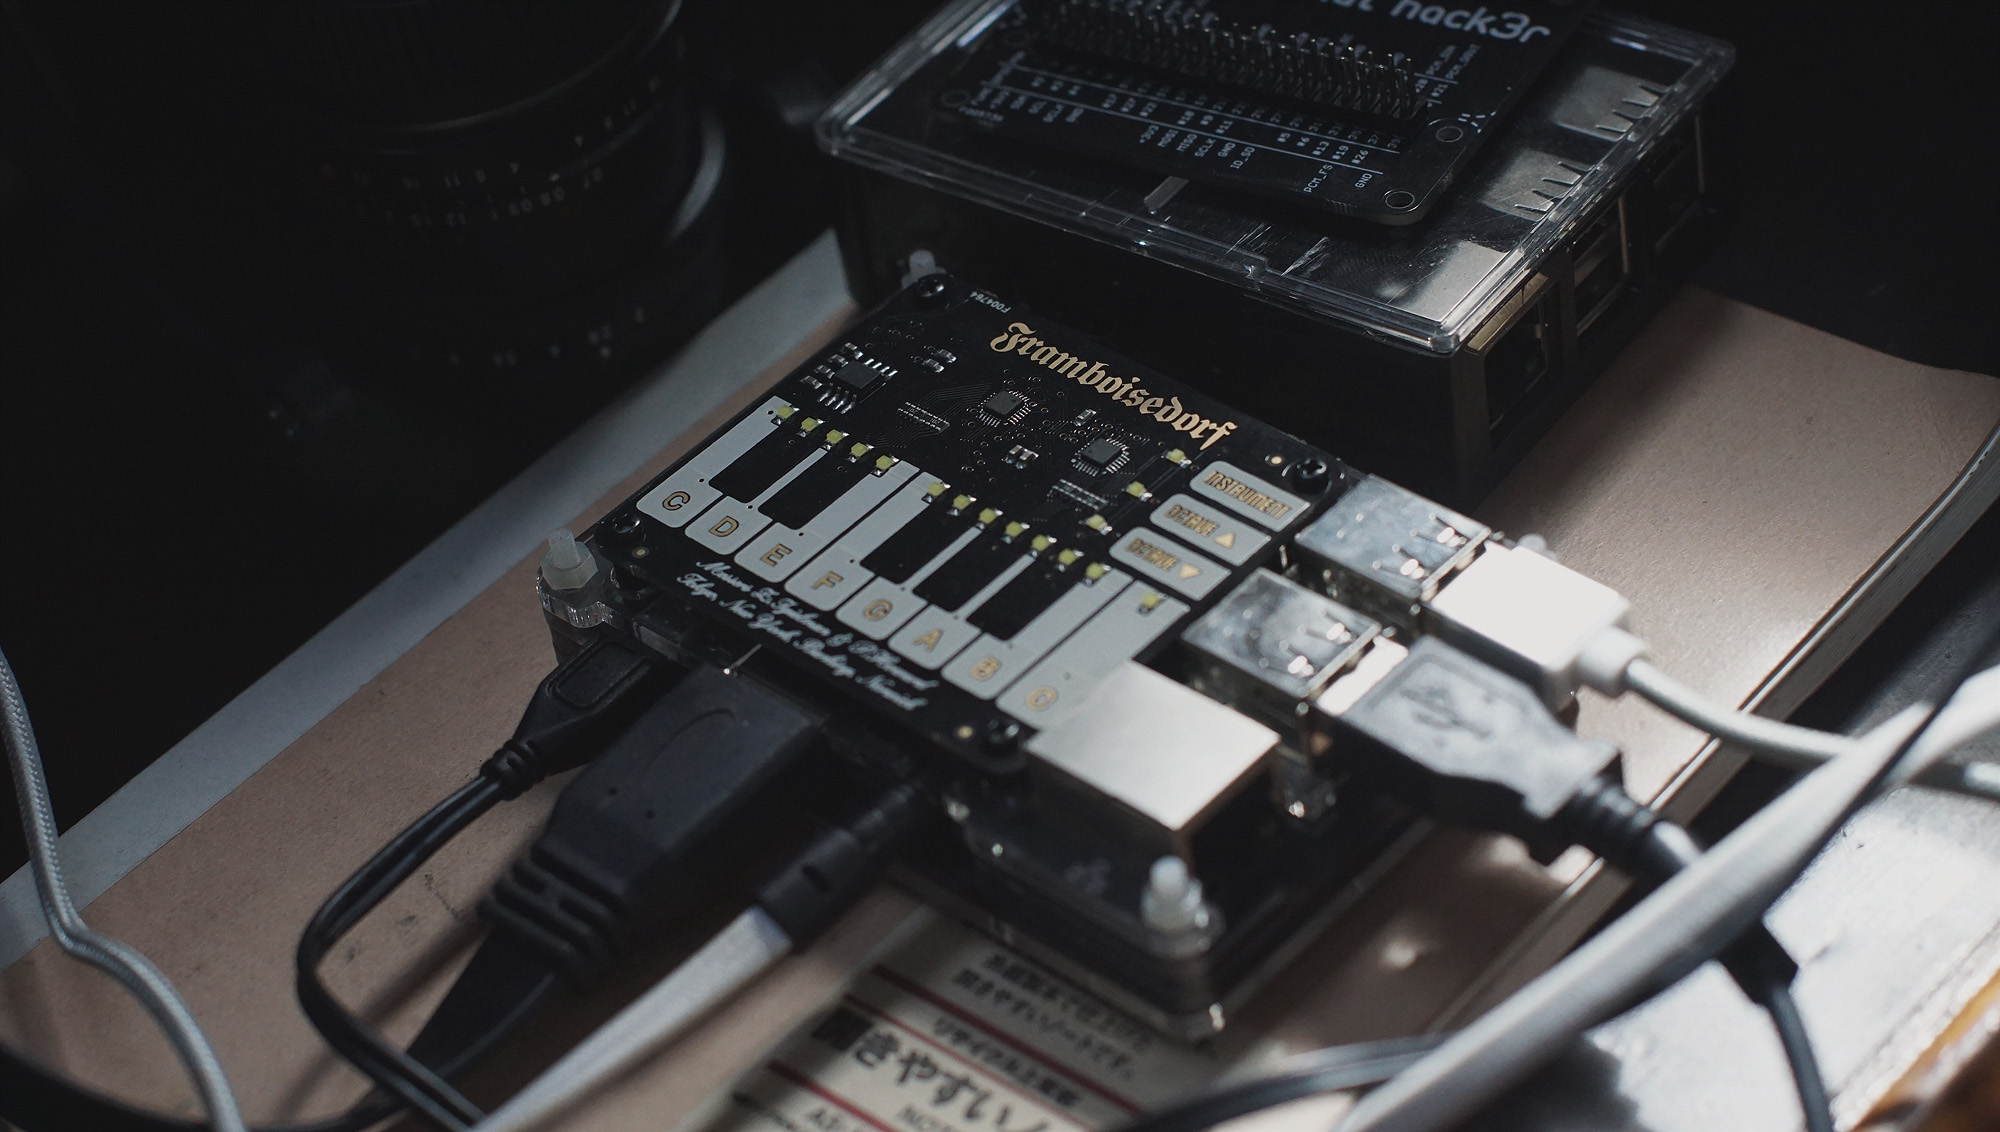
[2, 287, 1996, 1129]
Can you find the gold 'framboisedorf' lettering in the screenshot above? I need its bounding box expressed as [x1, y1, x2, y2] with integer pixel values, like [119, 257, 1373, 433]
[988, 321, 1240, 450]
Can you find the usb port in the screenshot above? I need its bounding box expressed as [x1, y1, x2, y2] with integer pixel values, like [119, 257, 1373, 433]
[1570, 197, 1630, 340]
[1648, 116, 1707, 258]
[1290, 475, 1490, 623]
[1469, 273, 1555, 437]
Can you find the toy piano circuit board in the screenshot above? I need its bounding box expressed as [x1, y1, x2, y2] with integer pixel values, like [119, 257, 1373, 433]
[561, 273, 1456, 1033]
[583, 272, 1353, 770]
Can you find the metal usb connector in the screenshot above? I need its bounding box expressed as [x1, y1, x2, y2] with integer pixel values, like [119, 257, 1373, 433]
[1290, 474, 1645, 709]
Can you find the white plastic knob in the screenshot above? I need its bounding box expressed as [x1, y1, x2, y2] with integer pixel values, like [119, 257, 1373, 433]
[1141, 856, 1207, 933]
[541, 528, 599, 592]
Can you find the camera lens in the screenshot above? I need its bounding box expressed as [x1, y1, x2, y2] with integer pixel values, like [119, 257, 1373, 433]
[281, 2, 700, 292]
[248, 1, 724, 391]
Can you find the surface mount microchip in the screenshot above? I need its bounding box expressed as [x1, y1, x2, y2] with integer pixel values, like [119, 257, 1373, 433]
[983, 390, 1025, 417]
[834, 359, 881, 391]
[1076, 436, 1128, 473]
[977, 389, 1032, 425]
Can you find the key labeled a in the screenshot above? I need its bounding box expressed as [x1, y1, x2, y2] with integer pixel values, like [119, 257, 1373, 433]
[889, 605, 980, 668]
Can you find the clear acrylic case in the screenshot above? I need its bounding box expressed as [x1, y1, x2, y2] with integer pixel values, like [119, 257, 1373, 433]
[820, 1, 1733, 354]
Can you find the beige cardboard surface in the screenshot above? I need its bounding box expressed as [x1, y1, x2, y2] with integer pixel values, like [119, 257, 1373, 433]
[1483, 288, 2000, 806]
[2, 287, 1997, 1128]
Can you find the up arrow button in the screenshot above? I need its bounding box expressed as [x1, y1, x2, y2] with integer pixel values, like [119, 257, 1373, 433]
[1150, 494, 1269, 566]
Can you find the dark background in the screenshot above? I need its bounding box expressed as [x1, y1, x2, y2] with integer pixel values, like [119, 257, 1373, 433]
[0, 0, 1994, 879]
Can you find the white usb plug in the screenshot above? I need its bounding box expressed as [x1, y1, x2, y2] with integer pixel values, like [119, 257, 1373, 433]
[1426, 542, 1646, 707]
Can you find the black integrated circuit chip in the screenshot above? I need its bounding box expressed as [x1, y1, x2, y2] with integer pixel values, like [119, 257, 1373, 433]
[832, 356, 881, 392]
[976, 389, 1031, 426]
[1075, 436, 1127, 474]
[980, 390, 1025, 417]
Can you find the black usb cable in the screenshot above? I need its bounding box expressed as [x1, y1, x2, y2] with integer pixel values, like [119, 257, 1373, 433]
[1316, 637, 1836, 1132]
[0, 637, 669, 1132]
[295, 637, 672, 1129]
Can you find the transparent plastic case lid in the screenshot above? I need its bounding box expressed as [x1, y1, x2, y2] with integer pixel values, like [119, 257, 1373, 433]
[820, 1, 1732, 353]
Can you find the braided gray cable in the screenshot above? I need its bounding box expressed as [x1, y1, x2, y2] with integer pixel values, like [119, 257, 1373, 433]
[2, 645, 245, 1132]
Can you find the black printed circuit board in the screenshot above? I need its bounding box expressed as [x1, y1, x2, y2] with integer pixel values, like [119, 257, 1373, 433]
[586, 274, 1351, 768]
[934, 0, 1590, 223]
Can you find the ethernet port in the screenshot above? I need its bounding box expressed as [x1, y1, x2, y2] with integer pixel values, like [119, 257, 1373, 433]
[1571, 197, 1630, 340]
[1474, 277, 1554, 437]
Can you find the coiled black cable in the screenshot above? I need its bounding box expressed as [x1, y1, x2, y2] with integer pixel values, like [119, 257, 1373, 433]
[295, 778, 503, 1131]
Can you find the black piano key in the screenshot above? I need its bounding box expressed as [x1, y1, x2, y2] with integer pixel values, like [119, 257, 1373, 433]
[708, 426, 816, 503]
[760, 457, 870, 531]
[861, 506, 966, 583]
[967, 560, 1077, 640]
[913, 533, 1020, 612]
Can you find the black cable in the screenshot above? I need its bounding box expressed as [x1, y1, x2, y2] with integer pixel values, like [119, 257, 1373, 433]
[1559, 784, 1837, 1132]
[1318, 636, 1841, 1132]
[295, 779, 503, 1131]
[1114, 1036, 1446, 1132]
[1754, 979, 1835, 1132]
[476, 780, 939, 1129]
[1662, 618, 1999, 1132]
[293, 638, 672, 1131]
[313, 662, 821, 1132]
[4, 799, 539, 1132]
[400, 931, 564, 1079]
[1717, 617, 2000, 1132]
